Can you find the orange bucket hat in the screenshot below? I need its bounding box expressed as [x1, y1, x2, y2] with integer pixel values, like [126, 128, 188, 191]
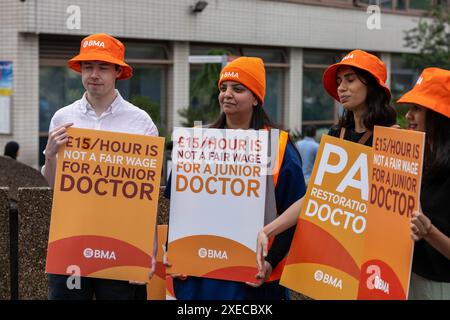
[218, 57, 266, 105]
[397, 67, 450, 119]
[67, 33, 133, 80]
[322, 50, 391, 102]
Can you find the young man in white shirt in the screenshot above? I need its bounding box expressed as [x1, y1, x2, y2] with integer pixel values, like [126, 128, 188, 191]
[43, 33, 158, 300]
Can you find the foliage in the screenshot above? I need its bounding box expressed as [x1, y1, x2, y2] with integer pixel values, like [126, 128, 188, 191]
[178, 49, 231, 127]
[403, 5, 450, 70]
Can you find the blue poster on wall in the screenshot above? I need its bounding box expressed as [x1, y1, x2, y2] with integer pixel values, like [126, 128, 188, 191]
[0, 61, 13, 96]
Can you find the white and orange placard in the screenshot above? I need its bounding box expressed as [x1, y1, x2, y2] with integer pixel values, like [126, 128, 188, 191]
[147, 225, 168, 300]
[168, 128, 268, 283]
[46, 127, 165, 282]
[281, 134, 372, 299]
[358, 126, 424, 299]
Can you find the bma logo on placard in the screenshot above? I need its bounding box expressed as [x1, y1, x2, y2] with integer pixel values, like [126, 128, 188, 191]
[198, 247, 228, 260]
[83, 247, 116, 260]
[314, 270, 343, 290]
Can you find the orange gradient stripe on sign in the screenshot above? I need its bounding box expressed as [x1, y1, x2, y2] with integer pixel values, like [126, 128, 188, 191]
[281, 135, 372, 299]
[147, 225, 168, 300]
[168, 235, 258, 283]
[46, 127, 164, 282]
[358, 126, 424, 299]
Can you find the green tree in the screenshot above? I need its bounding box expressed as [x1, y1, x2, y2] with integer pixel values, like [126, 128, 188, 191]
[404, 5, 450, 70]
[179, 49, 231, 127]
[131, 95, 167, 137]
[398, 5, 450, 126]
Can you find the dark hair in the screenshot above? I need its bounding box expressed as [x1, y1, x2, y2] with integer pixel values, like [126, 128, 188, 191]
[4, 141, 19, 159]
[423, 109, 450, 181]
[337, 67, 397, 131]
[303, 125, 317, 138]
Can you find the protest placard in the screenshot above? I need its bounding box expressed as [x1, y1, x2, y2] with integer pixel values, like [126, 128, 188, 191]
[46, 127, 164, 282]
[168, 128, 269, 283]
[358, 126, 424, 299]
[281, 134, 372, 299]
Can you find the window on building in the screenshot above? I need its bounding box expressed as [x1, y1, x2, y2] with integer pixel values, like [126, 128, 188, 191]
[39, 35, 170, 166]
[275, 0, 446, 13]
[302, 50, 345, 128]
[356, 0, 440, 12]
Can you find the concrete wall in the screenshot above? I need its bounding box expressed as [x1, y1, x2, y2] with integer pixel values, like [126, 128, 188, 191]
[18, 187, 52, 299]
[0, 188, 10, 300]
[22, 0, 419, 53]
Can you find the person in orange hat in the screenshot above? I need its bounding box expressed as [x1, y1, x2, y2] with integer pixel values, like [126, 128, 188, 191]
[323, 49, 397, 145]
[255, 50, 399, 278]
[42, 33, 158, 300]
[396, 67, 450, 300]
[163, 57, 306, 299]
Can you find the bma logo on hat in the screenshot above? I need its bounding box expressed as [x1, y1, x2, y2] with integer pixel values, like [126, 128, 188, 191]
[342, 54, 354, 62]
[221, 71, 239, 79]
[83, 40, 105, 48]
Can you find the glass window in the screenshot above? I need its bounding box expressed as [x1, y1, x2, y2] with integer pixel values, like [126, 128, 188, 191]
[390, 54, 418, 100]
[186, 64, 222, 127]
[242, 48, 287, 63]
[409, 0, 432, 10]
[396, 0, 407, 10]
[302, 50, 344, 126]
[265, 68, 284, 124]
[302, 69, 335, 122]
[39, 66, 84, 133]
[190, 45, 239, 56]
[304, 51, 340, 65]
[124, 42, 169, 60]
[117, 66, 166, 132]
[380, 0, 394, 9]
[357, 0, 383, 6]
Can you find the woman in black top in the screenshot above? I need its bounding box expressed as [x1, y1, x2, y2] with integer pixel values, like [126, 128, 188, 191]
[397, 67, 450, 300]
[256, 50, 397, 274]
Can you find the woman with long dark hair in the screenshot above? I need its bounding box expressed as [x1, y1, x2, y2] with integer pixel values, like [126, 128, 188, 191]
[165, 57, 306, 299]
[256, 50, 398, 272]
[396, 67, 450, 300]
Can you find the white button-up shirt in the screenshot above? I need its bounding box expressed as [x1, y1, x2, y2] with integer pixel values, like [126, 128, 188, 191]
[48, 90, 159, 136]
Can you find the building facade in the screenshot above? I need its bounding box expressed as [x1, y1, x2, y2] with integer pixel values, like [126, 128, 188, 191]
[1, 0, 441, 168]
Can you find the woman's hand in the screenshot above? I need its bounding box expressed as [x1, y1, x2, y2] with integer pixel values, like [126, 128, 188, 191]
[411, 210, 433, 241]
[163, 244, 187, 280]
[246, 261, 273, 288]
[256, 229, 269, 274]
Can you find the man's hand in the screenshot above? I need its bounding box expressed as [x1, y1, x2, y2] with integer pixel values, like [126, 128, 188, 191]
[43, 123, 74, 187]
[45, 123, 73, 159]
